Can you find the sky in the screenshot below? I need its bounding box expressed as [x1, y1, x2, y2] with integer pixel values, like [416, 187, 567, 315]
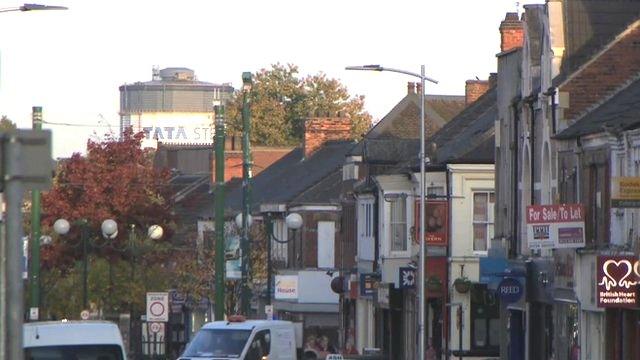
[0, 0, 545, 158]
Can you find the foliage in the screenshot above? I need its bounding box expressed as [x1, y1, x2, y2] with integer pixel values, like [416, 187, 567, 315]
[226, 63, 372, 146]
[39, 129, 175, 317]
[0, 115, 16, 132]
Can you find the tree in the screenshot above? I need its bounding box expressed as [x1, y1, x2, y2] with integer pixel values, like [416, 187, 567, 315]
[0, 115, 16, 132]
[40, 129, 175, 318]
[226, 63, 372, 146]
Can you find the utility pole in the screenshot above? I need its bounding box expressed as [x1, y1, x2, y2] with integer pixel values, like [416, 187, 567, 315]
[29, 106, 42, 321]
[240, 72, 252, 316]
[214, 104, 226, 321]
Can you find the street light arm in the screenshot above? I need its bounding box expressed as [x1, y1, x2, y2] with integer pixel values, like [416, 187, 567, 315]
[345, 65, 438, 84]
[0, 3, 68, 13]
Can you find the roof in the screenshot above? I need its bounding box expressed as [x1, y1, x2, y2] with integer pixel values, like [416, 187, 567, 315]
[291, 170, 344, 205]
[554, 1, 640, 85]
[198, 140, 355, 217]
[555, 76, 640, 139]
[202, 320, 293, 331]
[366, 94, 465, 139]
[425, 87, 497, 165]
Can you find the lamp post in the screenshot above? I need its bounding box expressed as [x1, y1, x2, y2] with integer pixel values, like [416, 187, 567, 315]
[346, 64, 438, 360]
[0, 3, 67, 13]
[240, 72, 253, 316]
[53, 218, 118, 311]
[264, 213, 303, 311]
[214, 103, 226, 321]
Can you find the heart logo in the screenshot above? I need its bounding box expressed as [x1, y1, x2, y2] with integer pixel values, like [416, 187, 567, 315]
[600, 259, 634, 290]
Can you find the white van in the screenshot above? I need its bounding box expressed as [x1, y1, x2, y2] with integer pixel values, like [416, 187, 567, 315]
[24, 320, 127, 360]
[179, 316, 298, 360]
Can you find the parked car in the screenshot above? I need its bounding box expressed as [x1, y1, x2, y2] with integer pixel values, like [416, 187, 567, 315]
[24, 320, 127, 360]
[179, 316, 298, 360]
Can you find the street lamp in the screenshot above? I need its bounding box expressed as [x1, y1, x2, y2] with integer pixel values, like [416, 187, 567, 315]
[264, 213, 303, 311]
[240, 72, 253, 316]
[346, 64, 438, 360]
[0, 3, 68, 13]
[53, 218, 118, 311]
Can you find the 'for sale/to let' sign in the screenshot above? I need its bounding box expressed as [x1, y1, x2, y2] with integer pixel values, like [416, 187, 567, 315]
[526, 204, 585, 249]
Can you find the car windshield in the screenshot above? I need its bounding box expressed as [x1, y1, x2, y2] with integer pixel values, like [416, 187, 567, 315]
[181, 329, 252, 358]
[24, 344, 124, 360]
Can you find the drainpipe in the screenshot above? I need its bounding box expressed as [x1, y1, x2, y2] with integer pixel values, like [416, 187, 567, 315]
[511, 97, 521, 258]
[544, 87, 557, 135]
[527, 96, 537, 205]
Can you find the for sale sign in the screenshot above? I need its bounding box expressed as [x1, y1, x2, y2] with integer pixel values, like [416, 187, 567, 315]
[146, 292, 169, 322]
[526, 204, 585, 249]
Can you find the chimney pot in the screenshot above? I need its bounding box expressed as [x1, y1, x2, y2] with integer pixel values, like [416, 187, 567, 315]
[407, 82, 415, 94]
[416, 83, 423, 95]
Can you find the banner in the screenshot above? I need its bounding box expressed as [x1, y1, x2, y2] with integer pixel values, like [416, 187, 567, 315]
[414, 200, 448, 246]
[526, 204, 585, 249]
[612, 177, 640, 207]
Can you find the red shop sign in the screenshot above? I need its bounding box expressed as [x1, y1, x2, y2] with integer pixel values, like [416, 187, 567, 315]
[414, 200, 448, 246]
[597, 256, 640, 308]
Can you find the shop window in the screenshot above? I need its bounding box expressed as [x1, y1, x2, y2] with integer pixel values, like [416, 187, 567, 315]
[473, 192, 495, 252]
[390, 196, 407, 252]
[470, 285, 500, 352]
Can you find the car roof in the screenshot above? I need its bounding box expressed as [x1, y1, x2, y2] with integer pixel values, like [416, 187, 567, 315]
[24, 321, 124, 348]
[201, 320, 293, 331]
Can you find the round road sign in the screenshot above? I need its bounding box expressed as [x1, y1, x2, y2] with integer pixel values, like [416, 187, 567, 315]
[149, 322, 162, 333]
[150, 301, 165, 317]
[80, 310, 90, 320]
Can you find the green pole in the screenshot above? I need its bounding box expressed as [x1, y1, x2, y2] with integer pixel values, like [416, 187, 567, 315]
[240, 72, 252, 316]
[29, 106, 42, 320]
[214, 104, 226, 320]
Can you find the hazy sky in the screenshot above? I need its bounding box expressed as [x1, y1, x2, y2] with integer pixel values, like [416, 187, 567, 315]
[0, 0, 544, 158]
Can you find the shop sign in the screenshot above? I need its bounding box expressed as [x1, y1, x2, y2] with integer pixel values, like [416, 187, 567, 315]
[414, 200, 448, 246]
[612, 177, 640, 207]
[597, 256, 640, 308]
[399, 267, 416, 289]
[275, 275, 298, 300]
[360, 273, 378, 297]
[376, 283, 390, 308]
[526, 204, 585, 249]
[497, 277, 524, 303]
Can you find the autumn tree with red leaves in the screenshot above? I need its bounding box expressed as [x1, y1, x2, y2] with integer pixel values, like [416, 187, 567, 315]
[40, 129, 175, 318]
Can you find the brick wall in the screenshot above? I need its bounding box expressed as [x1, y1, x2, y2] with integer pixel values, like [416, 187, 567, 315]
[560, 21, 640, 121]
[500, 12, 524, 52]
[304, 116, 352, 158]
[465, 80, 491, 105]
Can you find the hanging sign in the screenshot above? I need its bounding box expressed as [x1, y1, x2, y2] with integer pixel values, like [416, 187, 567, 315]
[414, 200, 448, 246]
[526, 204, 585, 249]
[612, 177, 640, 207]
[597, 256, 640, 308]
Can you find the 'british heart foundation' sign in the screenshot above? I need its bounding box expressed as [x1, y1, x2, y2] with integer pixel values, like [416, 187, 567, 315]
[597, 256, 640, 308]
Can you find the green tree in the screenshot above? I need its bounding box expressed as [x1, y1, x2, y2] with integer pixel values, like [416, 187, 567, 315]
[226, 63, 371, 146]
[0, 115, 16, 132]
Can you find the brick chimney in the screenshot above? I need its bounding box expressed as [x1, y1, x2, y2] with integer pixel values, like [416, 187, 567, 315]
[465, 79, 490, 105]
[407, 82, 415, 94]
[304, 113, 352, 158]
[416, 82, 423, 95]
[500, 12, 524, 52]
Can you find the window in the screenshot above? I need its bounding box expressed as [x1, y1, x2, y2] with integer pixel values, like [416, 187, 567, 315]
[271, 219, 288, 268]
[390, 196, 407, 252]
[470, 284, 500, 353]
[473, 192, 495, 251]
[357, 197, 375, 261]
[246, 330, 271, 360]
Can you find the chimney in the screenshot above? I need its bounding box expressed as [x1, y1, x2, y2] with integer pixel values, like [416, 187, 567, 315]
[489, 73, 498, 88]
[407, 82, 415, 94]
[416, 82, 423, 95]
[304, 112, 352, 158]
[465, 79, 490, 105]
[499, 12, 524, 52]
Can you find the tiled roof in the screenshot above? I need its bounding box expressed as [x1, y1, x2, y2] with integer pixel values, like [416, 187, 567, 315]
[367, 94, 465, 140]
[555, 76, 640, 139]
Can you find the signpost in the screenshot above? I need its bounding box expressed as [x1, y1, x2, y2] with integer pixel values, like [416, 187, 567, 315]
[526, 204, 585, 249]
[146, 292, 169, 322]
